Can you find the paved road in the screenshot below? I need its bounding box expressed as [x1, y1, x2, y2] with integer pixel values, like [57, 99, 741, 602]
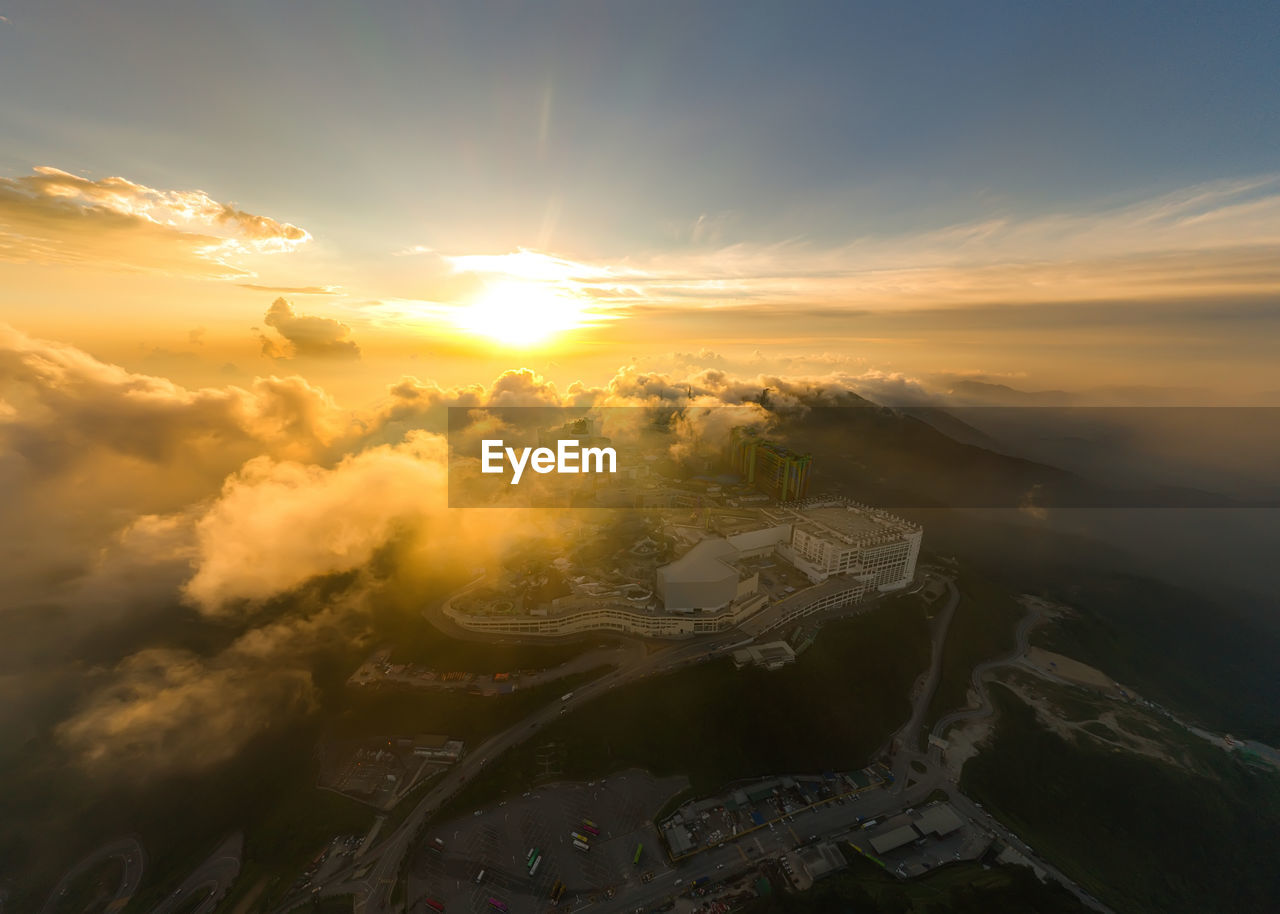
[283, 576, 899, 913]
[149, 833, 242, 914]
[283, 580, 1112, 914]
[585, 782, 946, 914]
[889, 577, 960, 789]
[931, 598, 1045, 742]
[868, 583, 1110, 914]
[39, 837, 145, 914]
[282, 628, 748, 914]
[576, 775, 1114, 914]
[943, 790, 1108, 912]
[921, 598, 1113, 913]
[406, 771, 681, 914]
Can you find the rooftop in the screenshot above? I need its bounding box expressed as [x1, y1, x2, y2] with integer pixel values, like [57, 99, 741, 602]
[731, 640, 798, 670]
[916, 803, 965, 837]
[763, 498, 920, 545]
[798, 842, 848, 879]
[797, 506, 891, 539]
[659, 538, 742, 586]
[870, 824, 921, 855]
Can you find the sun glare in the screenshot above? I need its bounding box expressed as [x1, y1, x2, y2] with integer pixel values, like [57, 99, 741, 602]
[453, 280, 592, 346]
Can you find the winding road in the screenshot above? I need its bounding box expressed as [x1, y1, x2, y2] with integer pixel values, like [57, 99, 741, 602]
[149, 833, 243, 914]
[278, 578, 1112, 914]
[869, 583, 1111, 914]
[279, 626, 748, 914]
[921, 596, 1112, 913]
[931, 597, 1046, 743]
[889, 577, 961, 790]
[38, 837, 145, 914]
[277, 574, 900, 913]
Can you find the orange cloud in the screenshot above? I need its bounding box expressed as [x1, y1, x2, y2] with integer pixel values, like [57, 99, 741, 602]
[184, 434, 448, 612]
[238, 283, 340, 295]
[394, 176, 1280, 318]
[259, 297, 361, 360]
[54, 622, 327, 776]
[0, 323, 1118, 779]
[0, 166, 311, 277]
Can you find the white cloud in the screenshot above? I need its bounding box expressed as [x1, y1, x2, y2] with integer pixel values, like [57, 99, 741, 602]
[0, 166, 311, 277]
[259, 297, 361, 360]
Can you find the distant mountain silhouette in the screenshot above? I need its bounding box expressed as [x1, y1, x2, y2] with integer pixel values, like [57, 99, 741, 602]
[756, 402, 1257, 509]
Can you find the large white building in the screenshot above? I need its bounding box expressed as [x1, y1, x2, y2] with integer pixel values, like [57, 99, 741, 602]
[656, 526, 791, 612]
[656, 538, 744, 612]
[768, 500, 922, 589]
[445, 498, 920, 639]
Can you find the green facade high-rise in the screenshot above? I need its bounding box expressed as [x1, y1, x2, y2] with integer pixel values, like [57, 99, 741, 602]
[730, 428, 813, 501]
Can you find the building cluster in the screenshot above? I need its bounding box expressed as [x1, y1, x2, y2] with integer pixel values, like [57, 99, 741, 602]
[347, 650, 519, 694]
[657, 499, 921, 608]
[446, 497, 921, 639]
[661, 768, 887, 857]
[854, 802, 993, 879]
[867, 804, 965, 855]
[408, 733, 465, 763]
[319, 733, 465, 810]
[731, 641, 797, 671]
[537, 415, 610, 451]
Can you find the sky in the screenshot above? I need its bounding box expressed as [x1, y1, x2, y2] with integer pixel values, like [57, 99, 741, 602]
[1, 0, 1278, 403]
[2, 3, 1280, 877]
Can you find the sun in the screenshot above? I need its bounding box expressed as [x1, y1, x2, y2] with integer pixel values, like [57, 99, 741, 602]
[452, 280, 591, 347]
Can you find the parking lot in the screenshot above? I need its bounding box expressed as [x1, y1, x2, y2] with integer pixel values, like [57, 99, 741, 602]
[408, 770, 687, 912]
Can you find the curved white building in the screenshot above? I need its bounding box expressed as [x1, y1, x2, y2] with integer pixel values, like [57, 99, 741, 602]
[657, 538, 750, 612]
[444, 499, 920, 640]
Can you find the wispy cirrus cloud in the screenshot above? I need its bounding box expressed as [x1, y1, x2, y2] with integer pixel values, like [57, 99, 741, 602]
[402, 176, 1280, 319]
[0, 166, 311, 277]
[238, 283, 340, 295]
[442, 249, 617, 282]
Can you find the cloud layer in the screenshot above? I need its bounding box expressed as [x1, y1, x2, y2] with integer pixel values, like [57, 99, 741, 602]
[381, 176, 1280, 333]
[6, 324, 1269, 782]
[184, 434, 444, 611]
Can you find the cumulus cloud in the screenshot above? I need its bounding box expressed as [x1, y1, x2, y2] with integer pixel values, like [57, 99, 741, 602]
[583, 363, 876, 410]
[1, 324, 965, 782]
[840, 370, 935, 406]
[177, 359, 900, 615]
[184, 433, 448, 613]
[669, 349, 729, 371]
[1, 321, 908, 614]
[53, 605, 353, 776]
[58, 649, 315, 774]
[0, 324, 356, 614]
[0, 323, 348, 470]
[259, 297, 361, 360]
[364, 368, 563, 438]
[0, 166, 310, 277]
